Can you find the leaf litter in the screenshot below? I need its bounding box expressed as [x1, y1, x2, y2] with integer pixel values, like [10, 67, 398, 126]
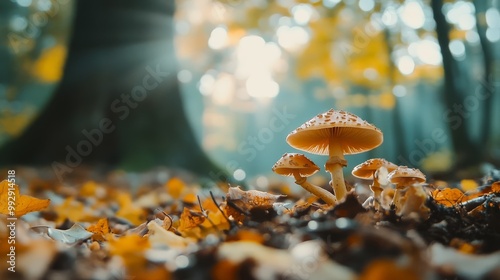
[1, 168, 500, 280]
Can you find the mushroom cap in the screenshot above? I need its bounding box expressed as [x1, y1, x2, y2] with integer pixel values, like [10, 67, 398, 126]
[272, 153, 320, 177]
[286, 109, 383, 155]
[388, 166, 426, 185]
[351, 158, 398, 179]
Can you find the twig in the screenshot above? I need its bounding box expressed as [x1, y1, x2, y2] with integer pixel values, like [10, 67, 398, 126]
[210, 191, 237, 229]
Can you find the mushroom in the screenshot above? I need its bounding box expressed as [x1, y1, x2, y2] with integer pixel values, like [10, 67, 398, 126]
[398, 184, 429, 220]
[387, 166, 426, 210]
[272, 153, 336, 205]
[286, 109, 383, 201]
[352, 158, 398, 210]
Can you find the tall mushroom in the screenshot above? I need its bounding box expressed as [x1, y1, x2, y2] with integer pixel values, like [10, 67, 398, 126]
[286, 109, 383, 201]
[272, 153, 337, 205]
[388, 166, 426, 209]
[352, 158, 397, 210]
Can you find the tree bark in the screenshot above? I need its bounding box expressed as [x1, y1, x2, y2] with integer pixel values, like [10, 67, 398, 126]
[431, 0, 480, 169]
[0, 0, 228, 183]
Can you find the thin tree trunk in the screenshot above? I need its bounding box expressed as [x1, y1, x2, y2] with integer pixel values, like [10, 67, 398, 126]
[431, 0, 479, 168]
[383, 29, 407, 163]
[473, 0, 494, 157]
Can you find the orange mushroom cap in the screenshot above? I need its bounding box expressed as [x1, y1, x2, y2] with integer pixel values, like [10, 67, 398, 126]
[388, 166, 426, 185]
[286, 109, 383, 155]
[272, 153, 320, 177]
[352, 158, 398, 179]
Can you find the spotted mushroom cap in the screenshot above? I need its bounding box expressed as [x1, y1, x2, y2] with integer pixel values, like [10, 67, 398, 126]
[286, 109, 383, 155]
[388, 166, 426, 185]
[352, 158, 398, 179]
[272, 153, 320, 177]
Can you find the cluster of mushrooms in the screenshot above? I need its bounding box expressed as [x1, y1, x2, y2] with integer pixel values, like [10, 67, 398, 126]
[272, 109, 429, 218]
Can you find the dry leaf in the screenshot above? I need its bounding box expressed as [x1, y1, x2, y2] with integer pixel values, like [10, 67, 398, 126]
[178, 207, 205, 231]
[87, 218, 110, 241]
[359, 259, 421, 280]
[227, 187, 284, 207]
[54, 197, 95, 224]
[32, 223, 93, 244]
[431, 188, 465, 207]
[460, 179, 478, 192]
[0, 180, 50, 217]
[147, 220, 192, 248]
[165, 177, 186, 199]
[115, 192, 146, 226]
[109, 234, 150, 270]
[48, 223, 93, 244]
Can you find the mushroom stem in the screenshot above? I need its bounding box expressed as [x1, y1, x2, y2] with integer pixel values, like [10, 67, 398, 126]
[293, 174, 337, 205]
[371, 170, 383, 210]
[391, 185, 405, 208]
[325, 140, 348, 201]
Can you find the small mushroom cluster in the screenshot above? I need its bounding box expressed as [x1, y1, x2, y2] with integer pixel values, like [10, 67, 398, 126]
[272, 109, 383, 204]
[271, 108, 430, 219]
[352, 160, 429, 218]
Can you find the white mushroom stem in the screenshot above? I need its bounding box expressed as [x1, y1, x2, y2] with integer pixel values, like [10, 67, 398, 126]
[398, 185, 427, 217]
[293, 175, 337, 205]
[324, 139, 348, 201]
[391, 185, 406, 209]
[371, 170, 383, 210]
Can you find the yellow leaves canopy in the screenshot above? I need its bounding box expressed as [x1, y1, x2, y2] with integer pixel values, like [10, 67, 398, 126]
[0, 180, 50, 217]
[32, 44, 67, 82]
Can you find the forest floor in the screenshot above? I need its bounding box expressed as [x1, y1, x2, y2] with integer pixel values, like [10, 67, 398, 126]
[1, 167, 500, 280]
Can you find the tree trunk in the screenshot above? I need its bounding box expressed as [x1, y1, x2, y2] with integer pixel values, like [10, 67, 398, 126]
[0, 0, 228, 183]
[431, 0, 480, 169]
[473, 0, 494, 159]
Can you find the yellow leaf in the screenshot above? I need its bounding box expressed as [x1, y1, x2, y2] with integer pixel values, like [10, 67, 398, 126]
[109, 234, 150, 270]
[0, 180, 50, 217]
[55, 197, 95, 224]
[87, 218, 110, 241]
[165, 177, 185, 199]
[460, 179, 478, 192]
[79, 181, 98, 197]
[115, 193, 146, 226]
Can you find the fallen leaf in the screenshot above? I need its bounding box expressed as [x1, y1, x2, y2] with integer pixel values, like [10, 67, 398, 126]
[460, 179, 478, 192]
[430, 243, 500, 279]
[491, 182, 500, 193]
[32, 223, 93, 244]
[115, 192, 146, 226]
[431, 188, 465, 207]
[54, 197, 95, 224]
[227, 229, 264, 244]
[359, 259, 421, 280]
[178, 207, 205, 231]
[147, 220, 192, 248]
[227, 187, 284, 207]
[0, 180, 50, 217]
[87, 218, 110, 241]
[211, 260, 239, 280]
[165, 177, 186, 199]
[109, 233, 150, 270]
